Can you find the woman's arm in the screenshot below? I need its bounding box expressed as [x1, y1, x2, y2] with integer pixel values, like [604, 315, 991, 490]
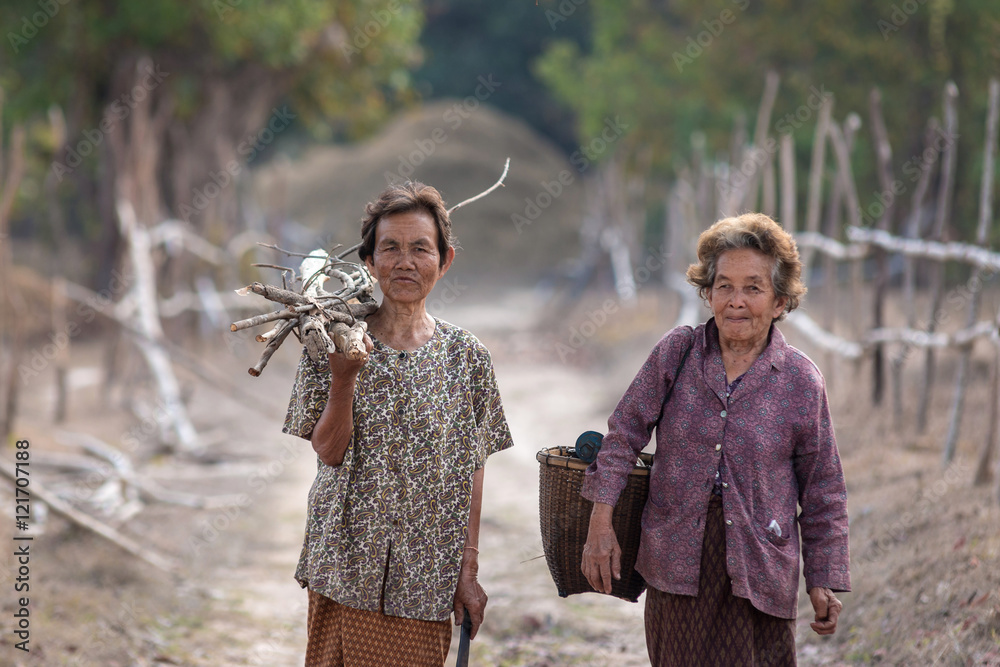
[309, 336, 372, 466]
[579, 329, 693, 593]
[794, 373, 850, 635]
[453, 467, 487, 639]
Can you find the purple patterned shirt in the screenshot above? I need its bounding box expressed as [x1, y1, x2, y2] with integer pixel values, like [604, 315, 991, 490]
[581, 319, 851, 619]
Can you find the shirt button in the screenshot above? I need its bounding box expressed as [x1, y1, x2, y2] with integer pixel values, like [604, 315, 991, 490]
[722, 482, 729, 488]
[726, 519, 733, 526]
[720, 410, 728, 418]
[715, 443, 722, 451]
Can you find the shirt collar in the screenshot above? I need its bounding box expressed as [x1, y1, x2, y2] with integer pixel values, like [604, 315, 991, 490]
[703, 317, 787, 373]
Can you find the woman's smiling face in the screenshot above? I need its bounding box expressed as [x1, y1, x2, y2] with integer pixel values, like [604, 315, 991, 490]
[706, 248, 787, 348]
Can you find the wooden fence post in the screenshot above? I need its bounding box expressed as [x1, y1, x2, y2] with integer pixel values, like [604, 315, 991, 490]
[946, 78, 999, 466]
[918, 81, 959, 434]
[893, 117, 941, 427]
[0, 87, 26, 441]
[869, 88, 898, 405]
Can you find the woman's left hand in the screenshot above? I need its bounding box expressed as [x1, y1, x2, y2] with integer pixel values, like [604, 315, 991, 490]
[453, 554, 487, 640]
[808, 587, 842, 635]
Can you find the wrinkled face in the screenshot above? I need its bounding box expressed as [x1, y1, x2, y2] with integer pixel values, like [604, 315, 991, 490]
[365, 210, 454, 306]
[706, 248, 787, 347]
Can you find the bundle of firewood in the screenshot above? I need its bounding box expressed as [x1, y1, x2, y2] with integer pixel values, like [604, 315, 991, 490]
[231, 158, 511, 376]
[231, 243, 377, 376]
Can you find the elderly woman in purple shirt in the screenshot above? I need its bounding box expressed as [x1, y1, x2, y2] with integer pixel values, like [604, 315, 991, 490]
[581, 213, 851, 666]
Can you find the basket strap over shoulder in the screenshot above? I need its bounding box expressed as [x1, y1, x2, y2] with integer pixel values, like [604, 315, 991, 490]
[656, 328, 696, 428]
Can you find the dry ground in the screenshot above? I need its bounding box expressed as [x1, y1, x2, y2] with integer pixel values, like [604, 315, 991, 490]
[2, 286, 1000, 666]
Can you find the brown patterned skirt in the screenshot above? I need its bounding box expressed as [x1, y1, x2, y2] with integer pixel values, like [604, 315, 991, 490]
[305, 589, 453, 667]
[644, 494, 797, 667]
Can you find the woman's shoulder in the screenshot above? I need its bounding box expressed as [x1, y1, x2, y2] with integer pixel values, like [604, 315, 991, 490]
[778, 339, 826, 386]
[433, 318, 492, 359]
[656, 322, 704, 353]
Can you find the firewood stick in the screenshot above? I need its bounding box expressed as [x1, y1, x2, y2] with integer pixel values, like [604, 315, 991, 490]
[241, 282, 308, 306]
[237, 283, 377, 318]
[331, 321, 369, 361]
[231, 307, 298, 332]
[256, 321, 285, 343]
[248, 319, 296, 377]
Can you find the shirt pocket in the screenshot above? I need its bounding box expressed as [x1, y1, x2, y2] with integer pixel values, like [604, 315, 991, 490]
[756, 515, 794, 550]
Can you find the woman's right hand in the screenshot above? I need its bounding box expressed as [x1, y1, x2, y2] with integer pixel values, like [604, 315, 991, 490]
[581, 502, 621, 594]
[327, 333, 373, 377]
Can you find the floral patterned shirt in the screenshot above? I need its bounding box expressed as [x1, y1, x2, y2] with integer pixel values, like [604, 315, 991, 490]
[581, 318, 851, 619]
[283, 318, 513, 621]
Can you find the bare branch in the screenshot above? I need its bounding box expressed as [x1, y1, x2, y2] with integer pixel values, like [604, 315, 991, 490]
[447, 158, 510, 215]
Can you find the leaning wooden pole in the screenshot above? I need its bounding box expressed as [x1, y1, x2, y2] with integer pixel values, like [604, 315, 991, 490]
[917, 82, 959, 434]
[868, 88, 898, 405]
[892, 117, 941, 427]
[739, 70, 780, 213]
[945, 78, 999, 466]
[829, 114, 864, 348]
[0, 88, 26, 441]
[803, 96, 833, 273]
[976, 344, 1000, 486]
[779, 133, 796, 231]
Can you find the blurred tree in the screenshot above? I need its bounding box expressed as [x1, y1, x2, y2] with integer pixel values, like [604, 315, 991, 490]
[0, 0, 422, 281]
[536, 0, 1000, 237]
[414, 0, 590, 152]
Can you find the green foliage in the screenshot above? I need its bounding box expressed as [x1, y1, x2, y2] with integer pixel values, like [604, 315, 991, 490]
[0, 0, 423, 244]
[536, 0, 1000, 234]
[1, 0, 422, 131]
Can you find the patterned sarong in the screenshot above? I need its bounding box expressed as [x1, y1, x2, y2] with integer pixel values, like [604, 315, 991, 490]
[644, 494, 797, 666]
[305, 589, 452, 667]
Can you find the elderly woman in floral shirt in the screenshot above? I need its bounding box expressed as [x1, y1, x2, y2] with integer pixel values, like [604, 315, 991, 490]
[581, 213, 851, 666]
[284, 182, 513, 667]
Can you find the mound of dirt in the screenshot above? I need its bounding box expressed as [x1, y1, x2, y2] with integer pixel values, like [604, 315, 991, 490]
[253, 100, 585, 285]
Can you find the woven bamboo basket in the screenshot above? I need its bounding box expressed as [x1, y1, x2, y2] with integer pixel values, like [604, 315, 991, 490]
[536, 445, 652, 603]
